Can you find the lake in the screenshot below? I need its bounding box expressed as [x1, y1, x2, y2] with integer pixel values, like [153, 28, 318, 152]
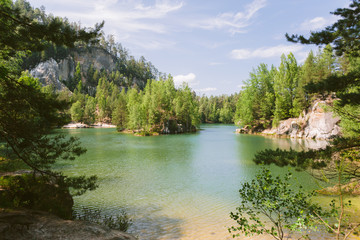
[57, 124, 356, 240]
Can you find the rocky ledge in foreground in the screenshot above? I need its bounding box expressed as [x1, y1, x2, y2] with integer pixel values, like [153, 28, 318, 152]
[236, 98, 341, 140]
[0, 209, 137, 240]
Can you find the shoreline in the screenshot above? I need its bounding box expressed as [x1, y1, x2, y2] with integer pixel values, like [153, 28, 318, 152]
[62, 123, 116, 129]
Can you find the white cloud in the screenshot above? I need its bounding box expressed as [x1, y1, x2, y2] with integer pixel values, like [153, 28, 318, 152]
[299, 16, 338, 31]
[134, 1, 184, 19]
[173, 73, 197, 86]
[230, 44, 304, 60]
[195, 87, 217, 93]
[127, 38, 176, 50]
[300, 17, 327, 31]
[32, 0, 184, 50]
[194, 0, 267, 34]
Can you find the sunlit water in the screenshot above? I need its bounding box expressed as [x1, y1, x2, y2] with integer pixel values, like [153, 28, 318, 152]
[56, 124, 360, 240]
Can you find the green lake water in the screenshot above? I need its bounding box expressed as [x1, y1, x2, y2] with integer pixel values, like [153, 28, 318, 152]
[57, 124, 359, 240]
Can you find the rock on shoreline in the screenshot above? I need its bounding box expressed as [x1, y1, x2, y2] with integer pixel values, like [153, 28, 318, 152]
[0, 209, 137, 240]
[236, 99, 341, 140]
[63, 122, 116, 129]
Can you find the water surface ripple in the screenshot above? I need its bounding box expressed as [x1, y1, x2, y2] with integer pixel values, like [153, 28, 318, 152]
[57, 124, 348, 240]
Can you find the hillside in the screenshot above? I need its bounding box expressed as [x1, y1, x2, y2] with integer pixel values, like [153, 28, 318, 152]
[28, 44, 156, 96]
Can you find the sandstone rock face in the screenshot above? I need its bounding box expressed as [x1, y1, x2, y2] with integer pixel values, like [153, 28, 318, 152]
[237, 99, 341, 140]
[302, 101, 341, 139]
[264, 100, 341, 140]
[72, 47, 116, 72]
[0, 210, 137, 240]
[29, 47, 117, 91]
[30, 58, 68, 91]
[58, 56, 76, 84]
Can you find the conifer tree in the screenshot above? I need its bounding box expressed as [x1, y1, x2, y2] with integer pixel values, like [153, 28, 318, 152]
[0, 0, 102, 193]
[249, 1, 360, 238]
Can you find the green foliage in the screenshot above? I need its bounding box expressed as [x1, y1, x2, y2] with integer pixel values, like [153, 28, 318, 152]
[335, 103, 360, 137]
[286, 1, 360, 137]
[174, 83, 200, 131]
[73, 206, 133, 232]
[106, 76, 200, 134]
[273, 53, 300, 125]
[219, 101, 233, 123]
[234, 45, 341, 128]
[0, 0, 103, 61]
[229, 168, 320, 240]
[84, 96, 96, 124]
[235, 1, 360, 239]
[70, 100, 84, 122]
[112, 89, 128, 130]
[126, 87, 145, 130]
[0, 0, 102, 207]
[198, 94, 238, 124]
[286, 0, 360, 57]
[0, 174, 74, 219]
[235, 63, 276, 127]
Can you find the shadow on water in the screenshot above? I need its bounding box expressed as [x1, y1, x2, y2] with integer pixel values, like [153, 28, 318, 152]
[73, 203, 184, 240]
[58, 126, 360, 240]
[128, 206, 183, 240]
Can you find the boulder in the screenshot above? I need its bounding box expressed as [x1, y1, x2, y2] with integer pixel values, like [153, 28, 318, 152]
[235, 125, 251, 134]
[303, 101, 340, 139]
[63, 123, 90, 128]
[258, 99, 341, 140]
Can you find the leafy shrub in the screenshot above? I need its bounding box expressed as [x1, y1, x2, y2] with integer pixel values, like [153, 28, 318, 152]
[73, 206, 132, 232]
[0, 174, 73, 219]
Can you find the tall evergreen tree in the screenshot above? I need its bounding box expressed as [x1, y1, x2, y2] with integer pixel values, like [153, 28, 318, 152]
[0, 0, 102, 192]
[251, 2, 360, 237]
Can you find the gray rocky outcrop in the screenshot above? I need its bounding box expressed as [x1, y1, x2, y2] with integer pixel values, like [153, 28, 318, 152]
[237, 99, 341, 140]
[264, 100, 341, 139]
[0, 209, 137, 240]
[72, 47, 116, 72]
[29, 47, 117, 91]
[30, 58, 69, 91]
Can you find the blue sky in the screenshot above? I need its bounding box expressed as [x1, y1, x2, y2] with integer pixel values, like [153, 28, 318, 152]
[28, 0, 349, 96]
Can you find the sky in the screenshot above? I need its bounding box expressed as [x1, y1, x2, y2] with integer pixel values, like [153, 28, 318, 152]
[27, 0, 349, 96]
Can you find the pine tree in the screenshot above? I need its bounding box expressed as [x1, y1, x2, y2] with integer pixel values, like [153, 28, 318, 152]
[252, 2, 360, 237]
[0, 0, 102, 193]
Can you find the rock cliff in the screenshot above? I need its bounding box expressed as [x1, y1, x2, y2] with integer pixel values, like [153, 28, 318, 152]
[29, 47, 117, 91]
[30, 58, 69, 91]
[237, 98, 341, 140]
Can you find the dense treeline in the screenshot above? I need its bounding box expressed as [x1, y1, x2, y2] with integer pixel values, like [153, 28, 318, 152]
[198, 94, 239, 124]
[234, 45, 350, 128]
[70, 76, 200, 134]
[68, 78, 240, 129]
[13, 1, 238, 129]
[13, 0, 201, 134]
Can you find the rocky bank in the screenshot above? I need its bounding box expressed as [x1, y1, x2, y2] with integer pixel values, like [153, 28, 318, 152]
[0, 209, 137, 240]
[236, 98, 341, 140]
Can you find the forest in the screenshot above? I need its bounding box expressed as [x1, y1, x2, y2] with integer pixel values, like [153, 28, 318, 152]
[16, 1, 348, 134]
[1, 0, 360, 239]
[233, 45, 359, 134]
